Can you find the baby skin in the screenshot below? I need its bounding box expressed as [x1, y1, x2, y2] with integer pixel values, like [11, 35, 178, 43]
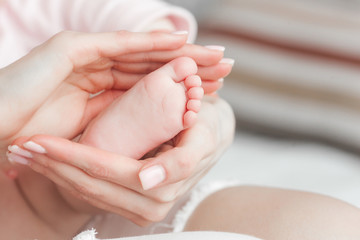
[80, 57, 203, 159]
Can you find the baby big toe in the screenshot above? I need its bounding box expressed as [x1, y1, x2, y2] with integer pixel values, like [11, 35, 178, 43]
[166, 57, 198, 82]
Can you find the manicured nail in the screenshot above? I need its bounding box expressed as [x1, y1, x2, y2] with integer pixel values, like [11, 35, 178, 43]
[205, 45, 225, 52]
[218, 78, 224, 83]
[7, 152, 29, 165]
[172, 30, 188, 35]
[220, 58, 235, 66]
[8, 145, 33, 158]
[139, 165, 166, 190]
[23, 141, 47, 154]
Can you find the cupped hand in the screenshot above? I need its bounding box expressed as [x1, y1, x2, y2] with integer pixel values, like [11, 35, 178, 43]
[8, 96, 235, 226]
[0, 30, 189, 156]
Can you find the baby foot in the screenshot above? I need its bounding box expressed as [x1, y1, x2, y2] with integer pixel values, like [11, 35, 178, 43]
[80, 57, 203, 159]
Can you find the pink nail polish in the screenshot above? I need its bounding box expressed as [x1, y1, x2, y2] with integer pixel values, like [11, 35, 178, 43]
[172, 30, 188, 35]
[205, 45, 225, 52]
[8, 145, 33, 158]
[23, 141, 47, 154]
[7, 152, 29, 165]
[220, 58, 235, 66]
[139, 165, 166, 190]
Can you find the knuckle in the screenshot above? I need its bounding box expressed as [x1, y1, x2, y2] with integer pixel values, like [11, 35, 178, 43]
[176, 156, 194, 179]
[142, 53, 152, 64]
[138, 221, 152, 227]
[131, 217, 152, 227]
[54, 30, 72, 38]
[140, 204, 170, 223]
[145, 61, 157, 73]
[40, 157, 51, 169]
[151, 189, 177, 203]
[86, 163, 109, 179]
[73, 182, 101, 199]
[50, 31, 75, 45]
[45, 31, 78, 59]
[69, 189, 89, 202]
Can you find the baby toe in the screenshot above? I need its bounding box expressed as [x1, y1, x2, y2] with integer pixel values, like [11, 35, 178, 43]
[185, 75, 202, 88]
[187, 87, 204, 100]
[183, 111, 198, 128]
[187, 99, 201, 113]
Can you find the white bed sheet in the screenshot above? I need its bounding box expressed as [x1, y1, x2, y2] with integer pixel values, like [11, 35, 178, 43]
[201, 130, 360, 208]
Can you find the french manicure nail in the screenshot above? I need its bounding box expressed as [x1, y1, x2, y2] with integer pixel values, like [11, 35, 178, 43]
[7, 152, 29, 165]
[205, 45, 225, 52]
[23, 141, 47, 154]
[220, 58, 235, 66]
[172, 30, 188, 35]
[218, 78, 224, 83]
[139, 165, 166, 190]
[8, 145, 33, 158]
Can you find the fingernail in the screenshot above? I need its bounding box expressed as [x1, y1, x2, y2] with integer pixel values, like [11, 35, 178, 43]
[220, 58, 235, 66]
[205, 45, 225, 52]
[23, 141, 47, 154]
[139, 165, 166, 190]
[7, 152, 29, 165]
[8, 145, 33, 158]
[218, 78, 224, 83]
[172, 30, 188, 35]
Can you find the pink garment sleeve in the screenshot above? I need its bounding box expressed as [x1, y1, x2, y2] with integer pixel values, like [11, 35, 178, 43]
[0, 0, 197, 67]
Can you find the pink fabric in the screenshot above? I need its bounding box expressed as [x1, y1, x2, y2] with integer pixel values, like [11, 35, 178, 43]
[0, 0, 197, 67]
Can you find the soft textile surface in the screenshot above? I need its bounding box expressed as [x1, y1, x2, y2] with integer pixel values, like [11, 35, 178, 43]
[74, 229, 262, 240]
[0, 0, 197, 68]
[202, 131, 360, 209]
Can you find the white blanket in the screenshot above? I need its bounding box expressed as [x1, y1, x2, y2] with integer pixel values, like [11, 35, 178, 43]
[74, 229, 262, 240]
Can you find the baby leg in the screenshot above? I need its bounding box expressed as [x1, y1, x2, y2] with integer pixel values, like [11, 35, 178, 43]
[80, 57, 203, 159]
[184, 186, 360, 240]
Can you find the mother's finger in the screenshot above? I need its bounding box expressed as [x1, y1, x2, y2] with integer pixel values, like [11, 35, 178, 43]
[197, 60, 234, 80]
[31, 152, 172, 223]
[135, 146, 216, 203]
[114, 59, 233, 77]
[138, 124, 214, 190]
[113, 61, 165, 74]
[111, 63, 230, 94]
[114, 44, 224, 66]
[13, 149, 172, 226]
[16, 135, 143, 190]
[47, 31, 189, 66]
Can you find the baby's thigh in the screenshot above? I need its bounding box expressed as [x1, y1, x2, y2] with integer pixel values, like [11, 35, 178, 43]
[184, 186, 360, 240]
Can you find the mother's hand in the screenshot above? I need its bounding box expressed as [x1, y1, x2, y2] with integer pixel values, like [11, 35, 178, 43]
[8, 96, 235, 226]
[0, 30, 191, 156]
[0, 30, 230, 158]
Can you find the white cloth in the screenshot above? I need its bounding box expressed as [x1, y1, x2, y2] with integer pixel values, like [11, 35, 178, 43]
[171, 180, 241, 232]
[0, 0, 197, 67]
[74, 229, 262, 240]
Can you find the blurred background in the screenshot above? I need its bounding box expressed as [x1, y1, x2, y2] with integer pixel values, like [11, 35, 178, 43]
[167, 0, 360, 207]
